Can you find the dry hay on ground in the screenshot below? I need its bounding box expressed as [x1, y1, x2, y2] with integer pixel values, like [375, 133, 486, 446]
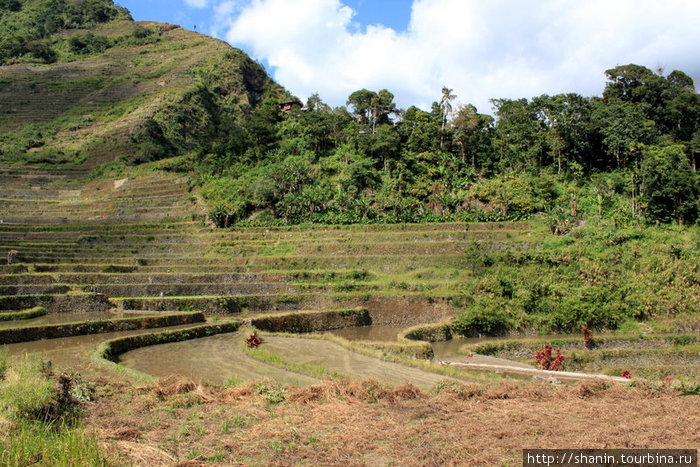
[86, 377, 700, 466]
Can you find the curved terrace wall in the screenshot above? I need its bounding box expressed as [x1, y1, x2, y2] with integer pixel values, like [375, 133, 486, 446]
[0, 311, 205, 344]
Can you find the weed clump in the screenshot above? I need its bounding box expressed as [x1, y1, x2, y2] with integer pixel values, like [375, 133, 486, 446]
[245, 331, 262, 348]
[0, 356, 105, 465]
[0, 356, 92, 424]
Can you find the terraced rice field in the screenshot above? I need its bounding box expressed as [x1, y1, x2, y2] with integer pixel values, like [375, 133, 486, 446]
[1, 163, 698, 386]
[1, 163, 535, 385]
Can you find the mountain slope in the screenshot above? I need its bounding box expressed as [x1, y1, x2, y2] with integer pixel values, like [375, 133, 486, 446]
[0, 10, 290, 170]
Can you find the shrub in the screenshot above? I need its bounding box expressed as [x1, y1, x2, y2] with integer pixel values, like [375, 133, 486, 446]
[69, 32, 112, 55]
[245, 332, 262, 348]
[451, 303, 512, 337]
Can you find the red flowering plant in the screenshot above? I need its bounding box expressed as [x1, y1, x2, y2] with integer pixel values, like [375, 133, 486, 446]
[534, 344, 565, 371]
[245, 332, 263, 348]
[621, 369, 632, 379]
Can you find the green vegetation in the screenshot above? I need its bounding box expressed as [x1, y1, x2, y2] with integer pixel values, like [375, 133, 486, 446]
[0, 355, 107, 466]
[0, 0, 130, 65]
[0, 2, 697, 464]
[452, 222, 699, 335]
[2, 4, 697, 231]
[190, 65, 699, 228]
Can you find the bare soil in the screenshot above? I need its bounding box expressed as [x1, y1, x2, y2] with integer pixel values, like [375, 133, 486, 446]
[86, 377, 700, 466]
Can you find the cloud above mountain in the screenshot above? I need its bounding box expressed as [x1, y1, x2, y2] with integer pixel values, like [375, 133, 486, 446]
[221, 0, 700, 112]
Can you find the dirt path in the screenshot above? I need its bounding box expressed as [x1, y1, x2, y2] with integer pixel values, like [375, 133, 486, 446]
[440, 358, 629, 383]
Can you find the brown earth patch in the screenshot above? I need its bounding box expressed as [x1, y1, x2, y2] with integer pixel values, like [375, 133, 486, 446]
[85, 377, 700, 466]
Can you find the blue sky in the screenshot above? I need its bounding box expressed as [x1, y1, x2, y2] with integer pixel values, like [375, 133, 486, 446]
[117, 0, 700, 114]
[121, 0, 412, 37]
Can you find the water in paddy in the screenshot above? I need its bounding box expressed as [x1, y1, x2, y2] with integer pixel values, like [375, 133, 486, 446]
[326, 325, 502, 359]
[327, 325, 536, 369]
[3, 325, 194, 369]
[119, 332, 318, 387]
[328, 325, 406, 342]
[0, 311, 153, 329]
[119, 331, 462, 389]
[262, 335, 459, 388]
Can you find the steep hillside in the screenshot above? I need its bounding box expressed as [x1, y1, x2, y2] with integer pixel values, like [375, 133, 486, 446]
[0, 10, 290, 171]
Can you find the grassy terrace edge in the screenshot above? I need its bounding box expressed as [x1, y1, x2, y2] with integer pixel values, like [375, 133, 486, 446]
[0, 311, 205, 344]
[0, 306, 48, 321]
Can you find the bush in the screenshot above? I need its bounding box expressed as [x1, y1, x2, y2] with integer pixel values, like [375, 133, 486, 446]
[451, 302, 513, 337]
[68, 32, 112, 55]
[641, 145, 699, 224]
[0, 356, 87, 423]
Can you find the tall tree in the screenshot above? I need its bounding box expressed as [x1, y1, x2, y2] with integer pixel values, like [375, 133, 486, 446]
[346, 89, 397, 134]
[451, 104, 493, 167]
[439, 87, 456, 130]
[641, 145, 699, 224]
[592, 98, 656, 169]
[491, 98, 545, 171]
[531, 93, 594, 174]
[398, 106, 441, 154]
[439, 87, 456, 149]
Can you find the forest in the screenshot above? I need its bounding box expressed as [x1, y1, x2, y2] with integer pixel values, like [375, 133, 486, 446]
[153, 64, 699, 228]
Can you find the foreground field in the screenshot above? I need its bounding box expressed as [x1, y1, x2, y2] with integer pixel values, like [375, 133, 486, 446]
[89, 377, 699, 466]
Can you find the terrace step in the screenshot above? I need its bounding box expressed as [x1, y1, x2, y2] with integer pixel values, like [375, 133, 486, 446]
[0, 272, 292, 286]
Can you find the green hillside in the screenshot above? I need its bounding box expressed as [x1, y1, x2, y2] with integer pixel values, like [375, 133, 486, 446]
[0, 0, 291, 171]
[1, 1, 698, 229]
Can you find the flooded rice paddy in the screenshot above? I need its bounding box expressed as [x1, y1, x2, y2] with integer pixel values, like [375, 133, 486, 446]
[326, 324, 405, 342]
[4, 319, 538, 386]
[119, 331, 459, 389]
[3, 324, 193, 368]
[119, 332, 318, 387]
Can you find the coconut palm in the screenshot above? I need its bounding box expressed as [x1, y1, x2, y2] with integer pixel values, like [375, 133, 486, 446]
[439, 86, 456, 130]
[439, 86, 456, 149]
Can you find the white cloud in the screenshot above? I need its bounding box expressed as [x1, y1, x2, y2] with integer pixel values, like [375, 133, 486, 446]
[224, 0, 700, 114]
[184, 0, 209, 8]
[208, 1, 239, 37]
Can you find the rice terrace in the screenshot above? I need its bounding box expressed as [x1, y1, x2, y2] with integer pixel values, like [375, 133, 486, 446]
[0, 0, 699, 465]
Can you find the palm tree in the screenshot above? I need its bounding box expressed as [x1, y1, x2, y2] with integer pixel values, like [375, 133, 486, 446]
[439, 86, 456, 149]
[439, 86, 456, 130]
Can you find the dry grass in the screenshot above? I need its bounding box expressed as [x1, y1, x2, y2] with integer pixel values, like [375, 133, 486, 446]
[85, 377, 700, 466]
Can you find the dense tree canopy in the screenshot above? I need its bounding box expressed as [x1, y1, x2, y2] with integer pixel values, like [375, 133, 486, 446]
[180, 64, 699, 227]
